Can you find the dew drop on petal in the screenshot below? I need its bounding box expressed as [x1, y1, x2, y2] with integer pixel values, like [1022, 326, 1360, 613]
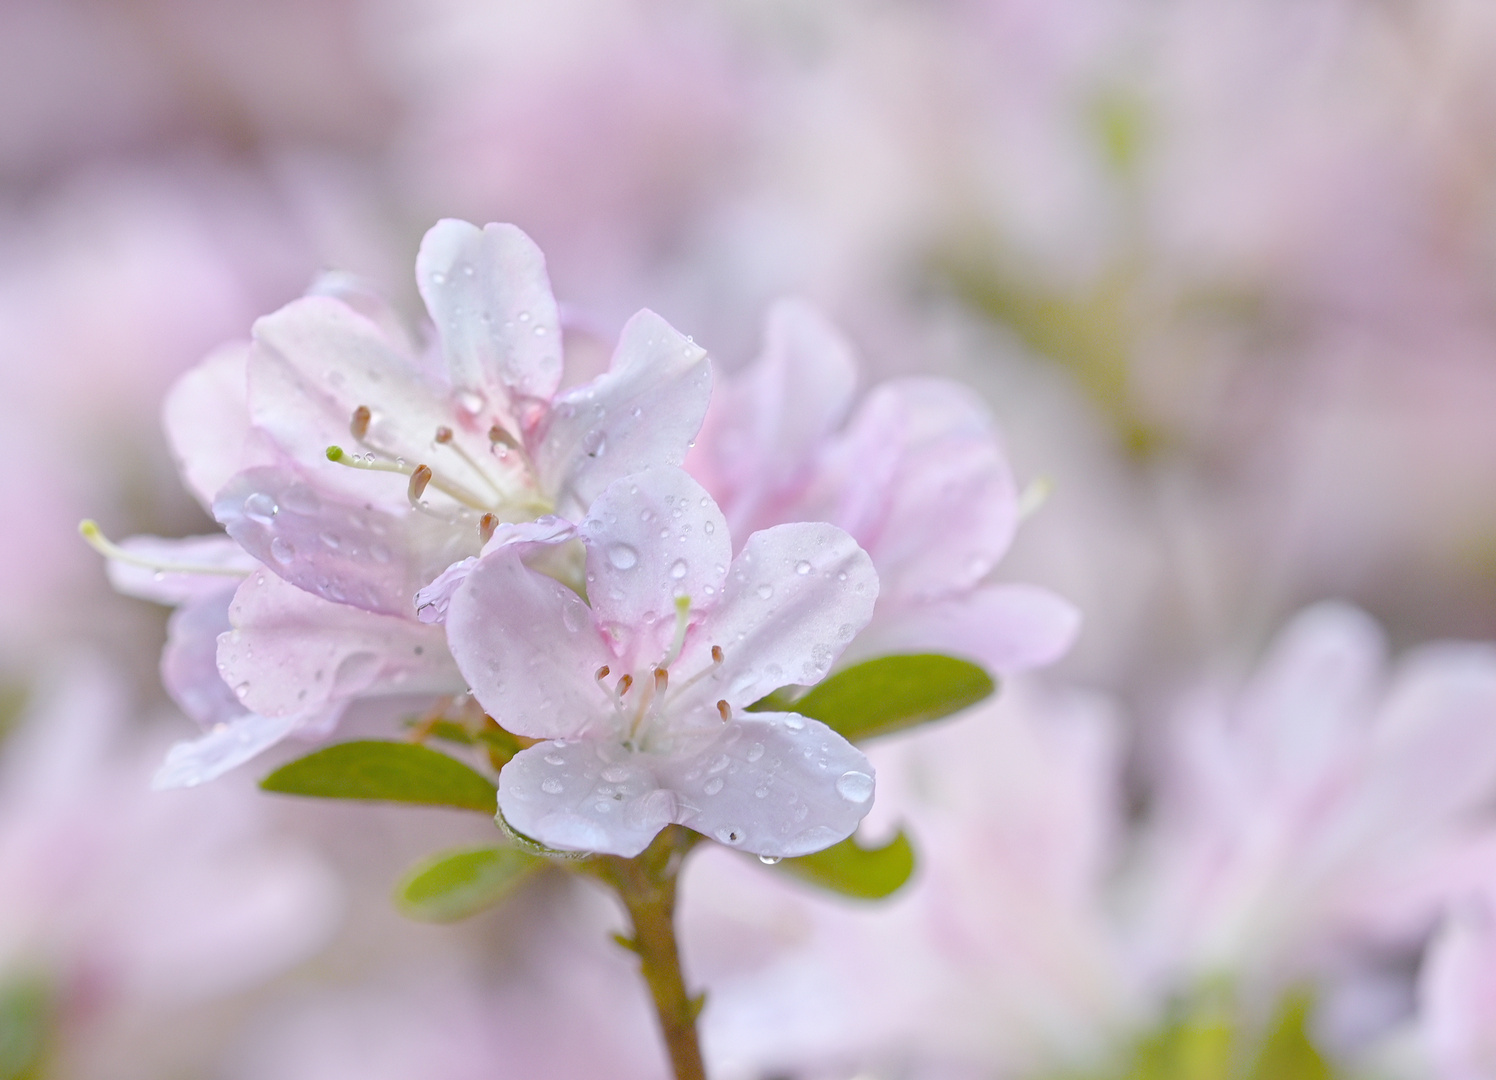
[795, 560, 812, 576]
[756, 584, 773, 600]
[243, 493, 278, 524]
[544, 752, 566, 766]
[746, 742, 765, 763]
[669, 559, 688, 580]
[703, 777, 724, 795]
[783, 714, 805, 731]
[714, 827, 744, 845]
[758, 855, 781, 865]
[704, 521, 715, 534]
[607, 543, 639, 570]
[269, 537, 296, 564]
[541, 778, 564, 795]
[319, 531, 341, 550]
[835, 771, 874, 804]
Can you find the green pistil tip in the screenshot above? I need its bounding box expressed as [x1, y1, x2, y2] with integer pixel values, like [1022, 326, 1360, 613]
[675, 595, 691, 615]
[326, 445, 345, 462]
[79, 519, 100, 540]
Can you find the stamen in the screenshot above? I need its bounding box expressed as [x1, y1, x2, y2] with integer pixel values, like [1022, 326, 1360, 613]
[717, 699, 731, 722]
[439, 428, 512, 504]
[617, 674, 633, 696]
[711, 645, 724, 665]
[595, 665, 611, 682]
[327, 446, 501, 514]
[78, 520, 249, 578]
[478, 512, 498, 544]
[664, 642, 727, 702]
[407, 464, 433, 502]
[653, 667, 669, 694]
[434, 426, 454, 444]
[350, 405, 372, 440]
[661, 595, 692, 669]
[488, 424, 519, 451]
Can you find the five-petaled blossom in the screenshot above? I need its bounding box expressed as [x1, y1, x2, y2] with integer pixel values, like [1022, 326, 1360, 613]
[446, 467, 880, 858]
[688, 299, 1078, 676]
[94, 219, 711, 787]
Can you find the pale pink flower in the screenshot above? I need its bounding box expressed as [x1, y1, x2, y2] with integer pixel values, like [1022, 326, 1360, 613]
[1127, 603, 1496, 998]
[1417, 890, 1496, 1080]
[445, 467, 879, 858]
[687, 299, 1078, 676]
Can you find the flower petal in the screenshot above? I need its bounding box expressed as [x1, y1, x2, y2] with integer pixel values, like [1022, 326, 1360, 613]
[579, 469, 731, 671]
[414, 516, 579, 625]
[692, 299, 858, 528]
[498, 739, 678, 857]
[214, 466, 480, 617]
[105, 534, 257, 606]
[217, 571, 462, 720]
[674, 522, 878, 713]
[535, 310, 711, 518]
[163, 341, 279, 509]
[416, 220, 563, 404]
[151, 711, 308, 790]
[661, 713, 874, 857]
[161, 588, 246, 727]
[446, 548, 613, 740]
[814, 378, 1017, 604]
[847, 583, 1081, 675]
[249, 295, 505, 512]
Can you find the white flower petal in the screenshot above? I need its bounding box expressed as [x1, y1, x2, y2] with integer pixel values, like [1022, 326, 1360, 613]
[151, 711, 308, 790]
[661, 713, 874, 858]
[498, 740, 677, 857]
[446, 549, 613, 740]
[535, 310, 712, 518]
[161, 588, 246, 727]
[847, 582, 1081, 675]
[105, 534, 257, 606]
[676, 522, 878, 712]
[217, 571, 462, 720]
[579, 469, 731, 671]
[416, 219, 563, 404]
[163, 341, 279, 509]
[214, 466, 479, 617]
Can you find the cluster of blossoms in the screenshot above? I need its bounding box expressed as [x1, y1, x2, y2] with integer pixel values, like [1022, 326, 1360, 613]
[93, 218, 1075, 861]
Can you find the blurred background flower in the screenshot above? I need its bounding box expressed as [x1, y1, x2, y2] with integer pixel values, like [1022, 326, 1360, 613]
[4, 1, 1496, 1077]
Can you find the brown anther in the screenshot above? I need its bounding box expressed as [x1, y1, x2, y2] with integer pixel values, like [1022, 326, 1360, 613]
[617, 674, 633, 696]
[434, 426, 453, 444]
[711, 645, 724, 665]
[350, 405, 372, 440]
[716, 699, 731, 721]
[653, 667, 669, 693]
[488, 424, 519, 451]
[408, 464, 433, 501]
[478, 512, 498, 544]
[595, 665, 611, 681]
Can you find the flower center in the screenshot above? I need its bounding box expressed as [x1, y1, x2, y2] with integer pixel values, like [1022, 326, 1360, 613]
[597, 597, 730, 751]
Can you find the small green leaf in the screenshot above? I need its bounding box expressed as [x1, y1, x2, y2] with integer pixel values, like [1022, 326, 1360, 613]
[1247, 991, 1332, 1080]
[776, 829, 916, 900]
[765, 654, 995, 743]
[0, 978, 50, 1080]
[260, 740, 497, 812]
[395, 846, 545, 922]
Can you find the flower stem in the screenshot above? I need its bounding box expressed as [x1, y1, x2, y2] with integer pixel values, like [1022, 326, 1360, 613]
[588, 827, 707, 1080]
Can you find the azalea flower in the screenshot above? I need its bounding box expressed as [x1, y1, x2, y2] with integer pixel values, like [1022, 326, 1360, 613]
[687, 299, 1078, 677]
[90, 220, 712, 786]
[445, 467, 879, 858]
[1126, 602, 1496, 999]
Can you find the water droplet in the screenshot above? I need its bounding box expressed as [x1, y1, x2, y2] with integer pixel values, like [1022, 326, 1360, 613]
[837, 572, 848, 582]
[783, 714, 805, 731]
[631, 406, 643, 418]
[704, 521, 715, 534]
[795, 560, 813, 576]
[601, 765, 629, 783]
[270, 537, 296, 564]
[533, 326, 547, 337]
[746, 742, 765, 763]
[234, 682, 250, 699]
[456, 389, 485, 415]
[756, 584, 773, 600]
[669, 559, 688, 580]
[430, 271, 447, 285]
[607, 543, 639, 570]
[835, 771, 874, 803]
[462, 264, 475, 277]
[758, 855, 782, 865]
[703, 777, 724, 795]
[544, 752, 565, 765]
[370, 542, 392, 563]
[319, 531, 341, 550]
[243, 493, 278, 524]
[583, 430, 607, 458]
[708, 754, 731, 775]
[640, 509, 654, 522]
[754, 786, 770, 798]
[518, 311, 531, 322]
[541, 778, 564, 795]
[714, 827, 743, 845]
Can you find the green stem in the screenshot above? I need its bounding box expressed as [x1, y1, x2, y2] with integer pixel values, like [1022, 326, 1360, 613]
[587, 827, 707, 1080]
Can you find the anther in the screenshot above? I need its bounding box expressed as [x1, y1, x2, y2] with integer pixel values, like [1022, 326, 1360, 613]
[478, 512, 497, 544]
[434, 426, 453, 444]
[595, 665, 611, 682]
[654, 667, 669, 694]
[350, 405, 371, 440]
[617, 674, 634, 696]
[717, 699, 731, 721]
[408, 464, 433, 501]
[711, 645, 724, 665]
[488, 424, 519, 451]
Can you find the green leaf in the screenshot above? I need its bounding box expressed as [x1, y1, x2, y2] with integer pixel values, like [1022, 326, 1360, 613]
[260, 740, 497, 813]
[775, 829, 916, 900]
[0, 978, 50, 1080]
[395, 846, 546, 922]
[1246, 991, 1332, 1080]
[763, 654, 995, 743]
